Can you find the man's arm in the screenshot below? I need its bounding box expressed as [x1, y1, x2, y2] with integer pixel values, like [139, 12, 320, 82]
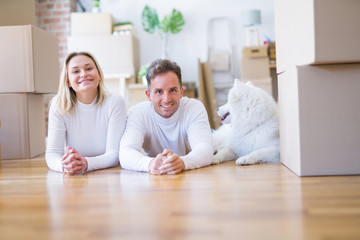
[119, 107, 153, 172]
[181, 100, 214, 170]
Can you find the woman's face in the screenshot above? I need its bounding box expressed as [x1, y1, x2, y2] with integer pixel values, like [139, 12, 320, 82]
[67, 55, 100, 97]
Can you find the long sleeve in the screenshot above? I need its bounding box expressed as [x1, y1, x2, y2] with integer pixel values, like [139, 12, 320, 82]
[45, 94, 127, 173]
[119, 98, 214, 172]
[45, 102, 67, 172]
[119, 105, 153, 172]
[180, 100, 214, 170]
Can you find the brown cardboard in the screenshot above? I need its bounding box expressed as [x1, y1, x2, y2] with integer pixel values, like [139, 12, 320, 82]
[278, 63, 360, 176]
[198, 60, 220, 130]
[0, 0, 36, 26]
[242, 46, 268, 59]
[71, 13, 113, 36]
[274, 0, 360, 73]
[127, 84, 148, 109]
[241, 57, 270, 79]
[183, 82, 196, 99]
[0, 94, 46, 159]
[0, 119, 1, 161]
[68, 34, 139, 77]
[0, 25, 59, 93]
[242, 77, 272, 97]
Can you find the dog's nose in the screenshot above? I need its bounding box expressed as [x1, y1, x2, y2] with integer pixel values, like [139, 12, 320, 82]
[216, 107, 219, 111]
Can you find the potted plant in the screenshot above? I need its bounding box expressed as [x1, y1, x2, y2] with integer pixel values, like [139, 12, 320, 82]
[141, 5, 185, 59]
[138, 64, 149, 85]
[92, 0, 100, 12]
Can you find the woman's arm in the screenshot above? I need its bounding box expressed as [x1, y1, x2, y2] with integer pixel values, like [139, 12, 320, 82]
[45, 102, 66, 173]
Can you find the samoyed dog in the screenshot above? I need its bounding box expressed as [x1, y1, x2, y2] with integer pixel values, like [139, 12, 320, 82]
[212, 79, 280, 165]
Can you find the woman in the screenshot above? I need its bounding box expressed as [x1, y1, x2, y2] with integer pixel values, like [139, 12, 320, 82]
[46, 51, 127, 174]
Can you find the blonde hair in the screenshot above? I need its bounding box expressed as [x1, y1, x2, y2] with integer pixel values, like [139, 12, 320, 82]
[53, 51, 107, 115]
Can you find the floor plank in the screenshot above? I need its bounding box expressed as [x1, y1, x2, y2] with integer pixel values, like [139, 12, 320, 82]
[0, 155, 360, 240]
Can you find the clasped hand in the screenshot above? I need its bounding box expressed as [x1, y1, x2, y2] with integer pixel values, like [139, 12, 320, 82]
[148, 149, 185, 175]
[61, 145, 88, 175]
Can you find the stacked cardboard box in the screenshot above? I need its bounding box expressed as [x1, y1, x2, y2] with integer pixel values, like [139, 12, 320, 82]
[0, 120, 1, 160]
[275, 0, 360, 176]
[0, 1, 59, 159]
[68, 12, 139, 102]
[241, 46, 272, 96]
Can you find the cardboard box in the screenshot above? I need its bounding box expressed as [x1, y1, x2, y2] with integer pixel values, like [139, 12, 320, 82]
[198, 60, 220, 129]
[278, 63, 360, 176]
[0, 119, 1, 161]
[242, 77, 272, 97]
[0, 25, 59, 93]
[0, 94, 46, 159]
[274, 0, 360, 73]
[0, 0, 36, 26]
[268, 42, 276, 60]
[242, 46, 268, 59]
[241, 57, 270, 79]
[126, 84, 148, 109]
[183, 82, 197, 98]
[68, 34, 139, 77]
[71, 12, 113, 36]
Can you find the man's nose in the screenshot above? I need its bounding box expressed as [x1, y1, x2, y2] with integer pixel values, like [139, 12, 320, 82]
[163, 91, 171, 101]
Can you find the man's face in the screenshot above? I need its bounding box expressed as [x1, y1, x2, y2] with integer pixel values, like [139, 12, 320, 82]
[145, 71, 183, 118]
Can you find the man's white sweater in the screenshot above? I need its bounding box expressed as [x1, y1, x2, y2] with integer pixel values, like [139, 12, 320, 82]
[119, 97, 214, 172]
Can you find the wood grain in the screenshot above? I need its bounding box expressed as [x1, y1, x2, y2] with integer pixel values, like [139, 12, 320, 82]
[0, 155, 359, 240]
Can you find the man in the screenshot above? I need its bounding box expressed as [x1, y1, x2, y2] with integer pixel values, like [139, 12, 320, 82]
[119, 59, 213, 175]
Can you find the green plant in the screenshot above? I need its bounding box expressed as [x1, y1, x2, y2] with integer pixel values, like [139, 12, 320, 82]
[113, 21, 133, 27]
[141, 5, 185, 58]
[142, 5, 185, 34]
[138, 64, 149, 79]
[93, 0, 100, 8]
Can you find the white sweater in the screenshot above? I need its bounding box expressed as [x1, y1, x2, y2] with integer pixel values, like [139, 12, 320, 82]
[119, 97, 214, 172]
[46, 94, 127, 173]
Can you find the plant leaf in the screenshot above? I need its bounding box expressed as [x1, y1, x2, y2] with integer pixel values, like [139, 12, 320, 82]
[160, 8, 185, 34]
[141, 5, 159, 34]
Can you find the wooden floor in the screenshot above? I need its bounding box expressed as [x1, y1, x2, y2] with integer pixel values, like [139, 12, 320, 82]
[0, 155, 360, 240]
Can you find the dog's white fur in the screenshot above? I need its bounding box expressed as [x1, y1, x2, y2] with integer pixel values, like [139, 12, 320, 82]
[213, 79, 280, 165]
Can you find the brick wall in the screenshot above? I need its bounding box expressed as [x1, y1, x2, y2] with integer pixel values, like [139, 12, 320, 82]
[35, 0, 77, 136]
[35, 0, 77, 70]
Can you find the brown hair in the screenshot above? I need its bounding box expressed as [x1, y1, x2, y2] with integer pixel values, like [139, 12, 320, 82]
[146, 59, 182, 89]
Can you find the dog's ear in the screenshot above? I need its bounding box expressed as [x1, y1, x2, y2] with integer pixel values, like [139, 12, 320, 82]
[246, 81, 254, 86]
[234, 78, 242, 87]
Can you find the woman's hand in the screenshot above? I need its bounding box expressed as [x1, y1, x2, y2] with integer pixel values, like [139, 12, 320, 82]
[61, 146, 88, 175]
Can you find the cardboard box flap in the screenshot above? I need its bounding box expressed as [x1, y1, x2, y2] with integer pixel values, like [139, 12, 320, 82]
[31, 26, 59, 93]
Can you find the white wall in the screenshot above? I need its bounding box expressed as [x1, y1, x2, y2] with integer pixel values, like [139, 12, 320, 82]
[77, 0, 275, 85]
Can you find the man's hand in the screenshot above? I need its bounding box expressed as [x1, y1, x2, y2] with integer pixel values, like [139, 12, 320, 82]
[148, 152, 166, 175]
[61, 146, 88, 175]
[148, 149, 185, 175]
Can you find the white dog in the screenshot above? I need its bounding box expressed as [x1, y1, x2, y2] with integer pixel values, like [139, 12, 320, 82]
[212, 79, 280, 165]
